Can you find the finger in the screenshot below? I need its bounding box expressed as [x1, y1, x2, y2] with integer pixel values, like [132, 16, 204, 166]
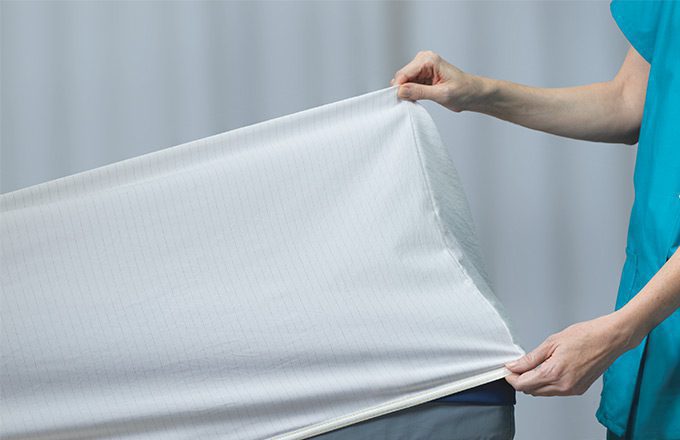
[393, 61, 423, 86]
[505, 369, 551, 393]
[527, 384, 566, 397]
[393, 51, 436, 85]
[508, 370, 554, 395]
[528, 373, 591, 397]
[505, 341, 554, 374]
[511, 358, 567, 395]
[504, 372, 520, 387]
[397, 83, 444, 103]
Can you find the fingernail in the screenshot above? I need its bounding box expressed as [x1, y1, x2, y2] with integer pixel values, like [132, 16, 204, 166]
[506, 361, 517, 369]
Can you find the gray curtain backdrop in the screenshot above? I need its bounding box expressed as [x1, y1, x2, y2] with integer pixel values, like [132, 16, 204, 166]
[1, 1, 632, 438]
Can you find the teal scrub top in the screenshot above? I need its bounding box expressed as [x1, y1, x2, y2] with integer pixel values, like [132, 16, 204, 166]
[596, 1, 680, 438]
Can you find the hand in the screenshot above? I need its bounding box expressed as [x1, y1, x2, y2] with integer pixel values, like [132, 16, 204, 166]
[390, 50, 479, 112]
[504, 312, 638, 396]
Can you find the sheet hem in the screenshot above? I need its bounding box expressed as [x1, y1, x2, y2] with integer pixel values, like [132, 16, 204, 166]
[271, 367, 512, 440]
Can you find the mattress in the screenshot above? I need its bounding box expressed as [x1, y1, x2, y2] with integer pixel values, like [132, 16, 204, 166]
[0, 87, 524, 439]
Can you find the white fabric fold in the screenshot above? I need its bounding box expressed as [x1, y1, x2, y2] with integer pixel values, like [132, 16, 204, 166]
[0, 87, 523, 440]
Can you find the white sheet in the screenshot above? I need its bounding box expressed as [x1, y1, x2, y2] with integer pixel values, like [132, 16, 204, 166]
[0, 87, 524, 439]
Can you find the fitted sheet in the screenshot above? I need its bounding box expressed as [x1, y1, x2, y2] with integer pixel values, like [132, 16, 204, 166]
[0, 87, 524, 439]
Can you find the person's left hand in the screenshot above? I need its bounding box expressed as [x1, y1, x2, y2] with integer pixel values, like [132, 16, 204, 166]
[505, 313, 638, 396]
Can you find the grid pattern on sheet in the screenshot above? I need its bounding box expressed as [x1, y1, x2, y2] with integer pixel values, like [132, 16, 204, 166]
[0, 87, 523, 440]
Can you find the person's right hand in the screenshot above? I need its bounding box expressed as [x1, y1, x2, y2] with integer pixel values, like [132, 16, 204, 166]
[391, 50, 479, 112]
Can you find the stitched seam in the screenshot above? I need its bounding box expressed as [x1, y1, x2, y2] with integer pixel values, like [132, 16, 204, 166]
[597, 409, 628, 437]
[273, 97, 513, 440]
[403, 102, 519, 352]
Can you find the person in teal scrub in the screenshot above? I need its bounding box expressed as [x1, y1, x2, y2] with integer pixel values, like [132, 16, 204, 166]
[389, 1, 679, 438]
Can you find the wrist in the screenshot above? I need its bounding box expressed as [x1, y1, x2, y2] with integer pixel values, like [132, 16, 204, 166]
[608, 308, 648, 352]
[456, 75, 499, 113]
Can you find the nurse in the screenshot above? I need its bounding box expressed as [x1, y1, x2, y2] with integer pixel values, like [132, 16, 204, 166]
[392, 1, 679, 438]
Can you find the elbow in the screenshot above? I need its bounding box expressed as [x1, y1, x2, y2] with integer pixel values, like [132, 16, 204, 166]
[606, 108, 641, 145]
[621, 126, 640, 145]
[610, 47, 649, 146]
[613, 79, 645, 145]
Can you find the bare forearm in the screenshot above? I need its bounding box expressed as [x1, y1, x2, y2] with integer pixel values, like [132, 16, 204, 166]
[615, 248, 680, 349]
[466, 77, 640, 144]
[505, 247, 680, 396]
[393, 47, 649, 145]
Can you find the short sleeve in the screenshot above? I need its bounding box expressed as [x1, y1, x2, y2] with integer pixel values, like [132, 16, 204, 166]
[610, 0, 662, 63]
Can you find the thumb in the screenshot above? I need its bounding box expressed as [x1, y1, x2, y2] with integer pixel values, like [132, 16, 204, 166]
[397, 83, 444, 103]
[505, 341, 553, 374]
